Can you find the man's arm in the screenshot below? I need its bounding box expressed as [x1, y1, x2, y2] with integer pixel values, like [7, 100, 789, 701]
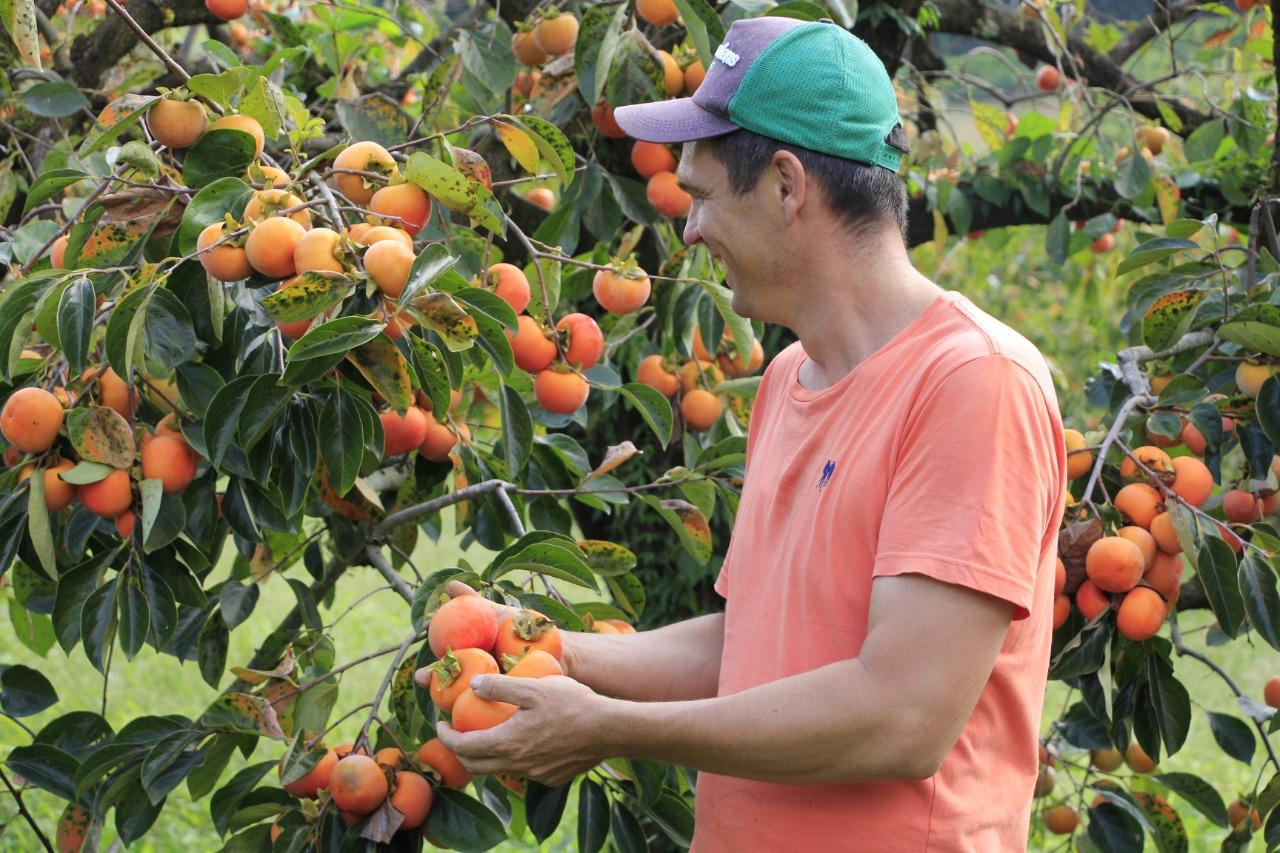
[439, 573, 1013, 786]
[563, 613, 725, 702]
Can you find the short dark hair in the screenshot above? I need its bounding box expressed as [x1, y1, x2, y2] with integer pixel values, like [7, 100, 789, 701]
[705, 129, 909, 239]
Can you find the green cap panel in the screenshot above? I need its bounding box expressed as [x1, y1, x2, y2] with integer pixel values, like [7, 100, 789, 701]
[727, 23, 903, 172]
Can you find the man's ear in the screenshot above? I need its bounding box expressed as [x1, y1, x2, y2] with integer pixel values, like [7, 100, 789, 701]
[771, 150, 807, 225]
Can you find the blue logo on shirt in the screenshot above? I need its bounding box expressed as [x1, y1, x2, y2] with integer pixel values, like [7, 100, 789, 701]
[818, 459, 836, 490]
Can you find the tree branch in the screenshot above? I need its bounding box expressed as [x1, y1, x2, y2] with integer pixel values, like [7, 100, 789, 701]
[68, 0, 219, 88]
[1107, 0, 1204, 65]
[930, 0, 1210, 131]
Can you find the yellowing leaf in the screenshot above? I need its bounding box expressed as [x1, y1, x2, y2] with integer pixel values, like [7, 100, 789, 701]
[413, 291, 479, 351]
[494, 120, 541, 174]
[345, 336, 413, 413]
[584, 441, 639, 483]
[66, 405, 135, 468]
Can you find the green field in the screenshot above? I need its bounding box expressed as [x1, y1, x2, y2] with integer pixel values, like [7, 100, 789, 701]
[3, 232, 1275, 851]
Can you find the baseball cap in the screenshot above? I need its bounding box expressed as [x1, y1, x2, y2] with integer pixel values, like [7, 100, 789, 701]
[614, 17, 905, 172]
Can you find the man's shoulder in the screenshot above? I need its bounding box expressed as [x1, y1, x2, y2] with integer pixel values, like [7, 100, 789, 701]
[926, 292, 1057, 400]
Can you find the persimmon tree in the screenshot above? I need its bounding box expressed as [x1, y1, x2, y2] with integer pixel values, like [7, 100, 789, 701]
[2, 0, 1280, 850]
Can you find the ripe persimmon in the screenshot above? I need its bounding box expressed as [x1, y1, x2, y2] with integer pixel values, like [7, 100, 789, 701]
[1, 387, 64, 453]
[1148, 511, 1181, 554]
[591, 101, 626, 139]
[389, 771, 433, 830]
[684, 60, 705, 94]
[637, 0, 679, 25]
[1143, 551, 1183, 607]
[533, 12, 578, 55]
[1169, 456, 1212, 507]
[1227, 800, 1262, 831]
[682, 389, 723, 432]
[419, 418, 465, 463]
[508, 315, 557, 372]
[1116, 587, 1165, 640]
[631, 142, 678, 178]
[600, 618, 636, 633]
[244, 189, 311, 229]
[1085, 536, 1145, 593]
[1052, 594, 1069, 629]
[425, 647, 499, 714]
[148, 98, 206, 149]
[1036, 65, 1061, 91]
[114, 510, 135, 539]
[1125, 742, 1157, 773]
[364, 239, 414, 298]
[1264, 676, 1280, 707]
[1063, 428, 1092, 480]
[678, 359, 723, 393]
[636, 354, 679, 397]
[141, 435, 197, 494]
[506, 649, 564, 678]
[1075, 579, 1110, 621]
[485, 263, 531, 314]
[50, 235, 68, 269]
[245, 217, 306, 278]
[196, 222, 251, 281]
[718, 340, 765, 378]
[374, 748, 405, 769]
[18, 459, 75, 511]
[647, 171, 692, 218]
[329, 754, 388, 816]
[1116, 526, 1156, 571]
[524, 187, 555, 211]
[1054, 557, 1066, 596]
[80, 469, 132, 517]
[556, 313, 604, 370]
[1180, 420, 1207, 455]
[1119, 445, 1174, 484]
[279, 746, 337, 798]
[428, 594, 500, 658]
[353, 225, 413, 250]
[208, 114, 264, 158]
[1090, 746, 1123, 771]
[380, 406, 429, 456]
[535, 369, 589, 414]
[1114, 482, 1163, 529]
[417, 739, 471, 788]
[495, 609, 562, 663]
[1042, 804, 1077, 835]
[658, 50, 683, 96]
[593, 267, 651, 314]
[1223, 488, 1263, 523]
[452, 687, 518, 732]
[1236, 361, 1278, 398]
[333, 141, 398, 205]
[205, 0, 247, 21]
[511, 30, 548, 67]
[293, 227, 345, 275]
[370, 183, 431, 236]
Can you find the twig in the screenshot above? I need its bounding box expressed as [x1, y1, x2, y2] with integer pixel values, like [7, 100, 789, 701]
[271, 633, 425, 710]
[364, 545, 414, 603]
[353, 628, 421, 752]
[18, 178, 111, 275]
[103, 0, 191, 81]
[0, 767, 54, 853]
[372, 478, 514, 536]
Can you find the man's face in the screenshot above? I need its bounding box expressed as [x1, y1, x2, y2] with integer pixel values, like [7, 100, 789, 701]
[676, 141, 782, 321]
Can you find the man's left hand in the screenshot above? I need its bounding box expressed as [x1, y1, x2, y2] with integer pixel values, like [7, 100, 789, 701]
[436, 673, 614, 787]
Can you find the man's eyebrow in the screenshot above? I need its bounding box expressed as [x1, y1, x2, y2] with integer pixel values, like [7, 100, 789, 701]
[677, 177, 707, 196]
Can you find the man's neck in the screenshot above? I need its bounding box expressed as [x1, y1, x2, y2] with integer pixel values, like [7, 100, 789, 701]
[787, 229, 943, 392]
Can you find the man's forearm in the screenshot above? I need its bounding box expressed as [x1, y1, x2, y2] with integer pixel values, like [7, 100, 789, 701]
[597, 658, 938, 784]
[562, 613, 725, 702]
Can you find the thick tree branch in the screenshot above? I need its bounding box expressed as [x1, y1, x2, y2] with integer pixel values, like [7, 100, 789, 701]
[68, 0, 219, 88]
[1108, 0, 1204, 65]
[930, 0, 1210, 131]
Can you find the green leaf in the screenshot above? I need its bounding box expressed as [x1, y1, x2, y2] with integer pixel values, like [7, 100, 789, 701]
[1240, 551, 1280, 651]
[647, 792, 695, 848]
[0, 664, 58, 716]
[203, 374, 258, 470]
[1115, 149, 1152, 199]
[605, 32, 666, 110]
[260, 271, 354, 322]
[1152, 772, 1228, 828]
[575, 3, 629, 106]
[197, 611, 229, 689]
[671, 0, 724, 67]
[144, 287, 197, 370]
[21, 81, 89, 117]
[345, 335, 413, 414]
[491, 541, 597, 590]
[423, 788, 507, 852]
[577, 540, 637, 577]
[526, 781, 571, 843]
[1219, 304, 1280, 359]
[239, 76, 287, 140]
[185, 67, 257, 109]
[335, 93, 410, 148]
[26, 465, 56, 577]
[1207, 711, 1256, 766]
[405, 152, 481, 214]
[498, 383, 533, 476]
[1198, 536, 1246, 638]
[287, 316, 383, 362]
[218, 581, 259, 631]
[1184, 119, 1226, 163]
[182, 129, 257, 189]
[5, 745, 78, 801]
[1117, 238, 1199, 275]
[177, 177, 252, 256]
[116, 571, 150, 660]
[619, 383, 673, 449]
[577, 778, 609, 853]
[80, 93, 159, 156]
[514, 115, 576, 186]
[23, 168, 86, 214]
[1147, 657, 1191, 755]
[401, 243, 460, 306]
[319, 389, 364, 495]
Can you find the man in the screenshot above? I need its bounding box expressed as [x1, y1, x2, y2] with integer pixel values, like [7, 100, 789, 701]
[436, 17, 1067, 851]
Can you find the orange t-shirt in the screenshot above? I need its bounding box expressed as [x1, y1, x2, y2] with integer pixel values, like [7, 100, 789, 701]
[695, 291, 1067, 851]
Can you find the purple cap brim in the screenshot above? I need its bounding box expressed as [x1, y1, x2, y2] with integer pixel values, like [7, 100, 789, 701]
[614, 97, 740, 144]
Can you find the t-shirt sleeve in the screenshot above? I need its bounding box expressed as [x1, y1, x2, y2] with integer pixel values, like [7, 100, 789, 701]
[873, 355, 1061, 619]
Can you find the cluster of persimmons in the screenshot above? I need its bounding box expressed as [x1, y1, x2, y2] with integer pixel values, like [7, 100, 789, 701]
[272, 592, 633, 835]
